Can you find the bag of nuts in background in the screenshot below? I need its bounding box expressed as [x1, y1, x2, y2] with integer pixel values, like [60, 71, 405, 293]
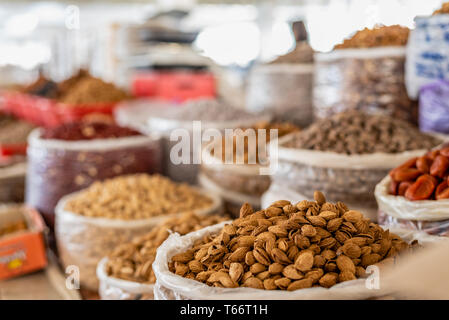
[25, 123, 162, 230]
[55, 174, 222, 290]
[198, 122, 299, 217]
[143, 99, 271, 184]
[375, 146, 449, 236]
[246, 42, 314, 128]
[152, 192, 440, 300]
[96, 212, 228, 300]
[268, 111, 443, 220]
[314, 25, 418, 125]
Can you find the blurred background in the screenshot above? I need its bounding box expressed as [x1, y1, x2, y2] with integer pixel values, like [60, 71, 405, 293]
[0, 0, 446, 104]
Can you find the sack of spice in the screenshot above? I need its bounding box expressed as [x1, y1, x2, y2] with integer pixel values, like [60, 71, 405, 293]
[375, 145, 449, 236]
[314, 25, 417, 125]
[246, 42, 314, 127]
[96, 212, 228, 300]
[25, 122, 162, 230]
[405, 3, 449, 100]
[199, 121, 299, 217]
[152, 192, 441, 300]
[269, 111, 442, 216]
[55, 174, 223, 290]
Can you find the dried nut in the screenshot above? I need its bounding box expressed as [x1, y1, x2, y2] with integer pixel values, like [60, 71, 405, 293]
[229, 263, 244, 283]
[305, 269, 324, 283]
[319, 211, 338, 221]
[339, 271, 356, 282]
[327, 218, 343, 232]
[188, 260, 204, 273]
[294, 250, 314, 272]
[266, 207, 283, 217]
[336, 255, 356, 274]
[243, 277, 264, 289]
[282, 265, 304, 280]
[343, 210, 364, 223]
[361, 253, 381, 267]
[250, 263, 266, 274]
[271, 200, 291, 208]
[287, 278, 313, 291]
[263, 278, 277, 290]
[253, 247, 271, 266]
[274, 277, 291, 290]
[271, 248, 292, 265]
[342, 243, 362, 258]
[229, 247, 250, 262]
[240, 203, 254, 218]
[301, 225, 316, 237]
[268, 262, 284, 274]
[314, 191, 326, 205]
[319, 273, 338, 288]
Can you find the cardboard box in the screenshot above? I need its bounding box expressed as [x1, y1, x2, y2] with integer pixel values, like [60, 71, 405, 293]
[0, 204, 47, 280]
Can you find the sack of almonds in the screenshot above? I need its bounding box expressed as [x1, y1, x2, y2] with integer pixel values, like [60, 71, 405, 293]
[314, 25, 417, 125]
[26, 123, 162, 230]
[246, 42, 314, 127]
[96, 212, 228, 300]
[55, 174, 222, 290]
[375, 146, 449, 236]
[270, 111, 443, 219]
[199, 122, 299, 217]
[152, 192, 441, 300]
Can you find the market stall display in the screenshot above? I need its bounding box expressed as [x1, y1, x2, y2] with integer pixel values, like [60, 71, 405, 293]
[26, 122, 162, 229]
[151, 191, 437, 300]
[0, 204, 47, 280]
[55, 174, 222, 290]
[375, 146, 449, 236]
[314, 25, 418, 125]
[97, 212, 228, 300]
[246, 42, 314, 127]
[1, 70, 130, 127]
[267, 111, 442, 220]
[200, 121, 299, 217]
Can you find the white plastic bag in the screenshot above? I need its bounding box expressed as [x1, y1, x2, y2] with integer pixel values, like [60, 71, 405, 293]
[270, 134, 432, 211]
[152, 222, 443, 300]
[405, 15, 449, 100]
[55, 188, 222, 290]
[375, 175, 449, 236]
[26, 128, 162, 229]
[314, 47, 417, 125]
[246, 63, 314, 127]
[96, 258, 155, 300]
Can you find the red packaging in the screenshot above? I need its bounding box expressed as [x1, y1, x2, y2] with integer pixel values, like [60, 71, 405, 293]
[132, 71, 216, 102]
[0, 205, 47, 280]
[1, 92, 117, 128]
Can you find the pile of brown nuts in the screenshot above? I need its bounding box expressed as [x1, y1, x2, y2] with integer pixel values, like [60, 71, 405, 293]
[284, 111, 441, 155]
[169, 191, 415, 290]
[334, 25, 409, 49]
[64, 174, 214, 219]
[106, 212, 228, 283]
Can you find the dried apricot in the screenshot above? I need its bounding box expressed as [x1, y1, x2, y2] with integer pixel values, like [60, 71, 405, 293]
[404, 174, 436, 201]
[398, 181, 413, 196]
[389, 157, 417, 178]
[430, 155, 449, 178]
[436, 181, 449, 200]
[392, 168, 421, 182]
[416, 156, 431, 174]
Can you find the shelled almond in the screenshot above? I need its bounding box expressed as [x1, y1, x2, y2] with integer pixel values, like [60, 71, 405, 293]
[169, 191, 416, 290]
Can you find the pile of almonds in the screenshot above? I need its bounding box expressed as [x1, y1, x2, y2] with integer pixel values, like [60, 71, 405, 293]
[169, 191, 415, 291]
[106, 212, 228, 283]
[433, 2, 449, 15]
[65, 174, 214, 219]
